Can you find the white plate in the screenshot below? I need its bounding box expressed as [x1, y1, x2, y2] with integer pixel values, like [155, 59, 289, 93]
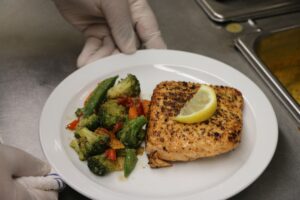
[40, 50, 278, 200]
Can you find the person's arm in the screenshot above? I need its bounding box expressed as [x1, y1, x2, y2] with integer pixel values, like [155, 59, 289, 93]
[53, 0, 166, 67]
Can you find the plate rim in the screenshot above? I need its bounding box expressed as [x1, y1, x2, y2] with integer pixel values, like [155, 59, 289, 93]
[40, 49, 278, 200]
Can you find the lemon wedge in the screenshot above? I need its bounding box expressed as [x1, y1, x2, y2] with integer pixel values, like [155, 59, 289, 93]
[174, 85, 217, 123]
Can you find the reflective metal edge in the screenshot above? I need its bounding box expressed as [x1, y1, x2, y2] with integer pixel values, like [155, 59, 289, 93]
[195, 0, 300, 22]
[195, 0, 225, 22]
[234, 26, 300, 125]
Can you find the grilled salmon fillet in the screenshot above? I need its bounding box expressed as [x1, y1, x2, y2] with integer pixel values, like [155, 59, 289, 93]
[146, 81, 243, 168]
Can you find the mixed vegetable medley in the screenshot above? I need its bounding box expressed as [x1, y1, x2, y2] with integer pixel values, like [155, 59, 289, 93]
[66, 74, 150, 177]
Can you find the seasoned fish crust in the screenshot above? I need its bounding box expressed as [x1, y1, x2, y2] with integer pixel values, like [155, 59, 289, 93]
[146, 81, 243, 168]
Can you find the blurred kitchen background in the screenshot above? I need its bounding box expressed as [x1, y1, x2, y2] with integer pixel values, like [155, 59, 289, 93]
[0, 0, 299, 199]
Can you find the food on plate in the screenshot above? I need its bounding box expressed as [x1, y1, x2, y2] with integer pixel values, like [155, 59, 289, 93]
[87, 154, 124, 176]
[67, 75, 244, 175]
[67, 74, 150, 177]
[146, 81, 243, 168]
[107, 74, 141, 99]
[124, 149, 138, 177]
[174, 85, 217, 123]
[70, 127, 110, 161]
[80, 76, 118, 117]
[117, 116, 147, 148]
[98, 100, 127, 129]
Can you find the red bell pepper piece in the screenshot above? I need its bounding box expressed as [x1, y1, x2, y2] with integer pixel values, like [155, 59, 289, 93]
[66, 118, 80, 130]
[105, 149, 117, 161]
[112, 122, 123, 134]
[136, 99, 144, 116]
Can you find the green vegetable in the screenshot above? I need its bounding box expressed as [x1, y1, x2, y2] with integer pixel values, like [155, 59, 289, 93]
[107, 74, 140, 99]
[117, 148, 144, 157]
[73, 127, 110, 160]
[99, 100, 127, 129]
[82, 76, 118, 117]
[116, 149, 126, 157]
[124, 149, 138, 177]
[70, 139, 84, 160]
[87, 154, 119, 176]
[76, 114, 100, 131]
[117, 116, 147, 148]
[75, 108, 83, 117]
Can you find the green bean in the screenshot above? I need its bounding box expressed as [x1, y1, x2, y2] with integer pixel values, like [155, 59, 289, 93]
[124, 149, 137, 177]
[82, 76, 118, 117]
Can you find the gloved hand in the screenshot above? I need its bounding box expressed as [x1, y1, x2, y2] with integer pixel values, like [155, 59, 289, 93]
[0, 144, 57, 200]
[53, 0, 167, 67]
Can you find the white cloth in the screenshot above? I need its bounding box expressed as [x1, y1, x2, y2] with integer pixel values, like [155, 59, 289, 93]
[0, 137, 64, 192]
[0, 139, 64, 200]
[17, 172, 65, 192]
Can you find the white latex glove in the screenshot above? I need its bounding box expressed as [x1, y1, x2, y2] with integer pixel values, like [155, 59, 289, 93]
[53, 0, 167, 67]
[0, 144, 58, 200]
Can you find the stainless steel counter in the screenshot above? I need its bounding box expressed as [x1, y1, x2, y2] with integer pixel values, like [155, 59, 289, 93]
[1, 0, 299, 199]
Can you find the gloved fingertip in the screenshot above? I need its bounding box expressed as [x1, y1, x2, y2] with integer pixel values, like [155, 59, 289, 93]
[115, 31, 139, 55]
[112, 49, 120, 55]
[119, 40, 137, 54]
[77, 52, 90, 68]
[76, 59, 85, 68]
[144, 34, 167, 49]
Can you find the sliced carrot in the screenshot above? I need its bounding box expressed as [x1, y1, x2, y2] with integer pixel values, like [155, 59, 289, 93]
[94, 128, 124, 150]
[104, 129, 125, 149]
[110, 138, 125, 150]
[128, 105, 138, 119]
[95, 128, 110, 135]
[142, 100, 151, 116]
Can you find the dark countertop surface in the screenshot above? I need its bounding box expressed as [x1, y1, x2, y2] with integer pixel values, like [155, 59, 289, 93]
[1, 0, 299, 199]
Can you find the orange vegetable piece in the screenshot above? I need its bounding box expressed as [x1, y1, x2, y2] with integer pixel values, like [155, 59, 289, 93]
[101, 128, 125, 150]
[128, 106, 138, 119]
[142, 100, 151, 116]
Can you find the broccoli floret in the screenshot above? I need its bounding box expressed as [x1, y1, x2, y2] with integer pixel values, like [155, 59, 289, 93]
[99, 100, 127, 129]
[77, 114, 100, 131]
[73, 128, 110, 160]
[70, 139, 84, 160]
[107, 74, 140, 99]
[117, 116, 147, 148]
[87, 154, 120, 176]
[75, 108, 83, 117]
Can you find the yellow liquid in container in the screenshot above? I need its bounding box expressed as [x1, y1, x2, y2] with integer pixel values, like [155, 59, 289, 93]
[255, 28, 300, 104]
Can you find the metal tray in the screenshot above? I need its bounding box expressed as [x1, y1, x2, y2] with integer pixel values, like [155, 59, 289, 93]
[196, 0, 300, 22]
[235, 26, 300, 125]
